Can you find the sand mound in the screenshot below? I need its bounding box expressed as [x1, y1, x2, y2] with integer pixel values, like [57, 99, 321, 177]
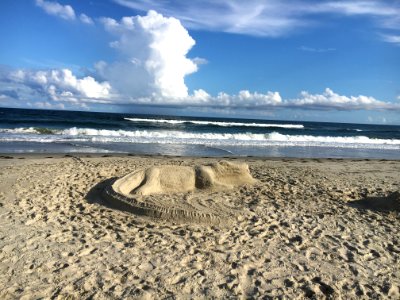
[103, 161, 257, 224]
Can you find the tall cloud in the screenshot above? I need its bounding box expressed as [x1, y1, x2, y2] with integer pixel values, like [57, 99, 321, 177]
[99, 10, 198, 99]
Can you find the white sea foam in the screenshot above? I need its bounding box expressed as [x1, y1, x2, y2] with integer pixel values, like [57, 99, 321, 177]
[265, 132, 400, 145]
[61, 128, 266, 141]
[125, 118, 186, 125]
[0, 127, 39, 134]
[0, 127, 56, 134]
[61, 128, 400, 145]
[124, 117, 304, 129]
[1, 127, 399, 150]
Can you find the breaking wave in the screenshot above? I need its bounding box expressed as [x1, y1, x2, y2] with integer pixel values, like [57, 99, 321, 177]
[1, 127, 400, 149]
[124, 117, 304, 129]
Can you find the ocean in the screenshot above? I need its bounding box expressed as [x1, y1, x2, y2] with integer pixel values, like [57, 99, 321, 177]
[0, 107, 399, 159]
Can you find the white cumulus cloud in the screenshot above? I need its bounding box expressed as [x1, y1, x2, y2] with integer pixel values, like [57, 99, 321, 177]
[79, 13, 94, 25]
[288, 88, 397, 110]
[35, 0, 94, 25]
[132, 88, 398, 111]
[215, 90, 282, 107]
[178, 89, 282, 107]
[8, 68, 111, 101]
[2, 65, 399, 111]
[99, 10, 198, 99]
[35, 0, 76, 20]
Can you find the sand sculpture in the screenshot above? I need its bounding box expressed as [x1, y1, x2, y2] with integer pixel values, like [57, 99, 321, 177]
[103, 161, 257, 224]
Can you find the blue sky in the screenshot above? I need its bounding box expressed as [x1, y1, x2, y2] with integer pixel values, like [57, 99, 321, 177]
[0, 0, 399, 124]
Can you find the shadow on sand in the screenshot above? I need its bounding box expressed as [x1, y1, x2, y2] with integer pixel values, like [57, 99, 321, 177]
[348, 191, 400, 213]
[85, 177, 117, 208]
[85, 177, 158, 218]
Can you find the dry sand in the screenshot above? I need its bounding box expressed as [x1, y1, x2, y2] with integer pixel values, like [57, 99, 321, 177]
[0, 154, 399, 299]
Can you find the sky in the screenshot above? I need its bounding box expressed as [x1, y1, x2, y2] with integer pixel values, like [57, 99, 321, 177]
[0, 0, 399, 124]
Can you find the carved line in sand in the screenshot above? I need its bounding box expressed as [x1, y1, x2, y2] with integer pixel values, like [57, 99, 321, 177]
[103, 161, 257, 224]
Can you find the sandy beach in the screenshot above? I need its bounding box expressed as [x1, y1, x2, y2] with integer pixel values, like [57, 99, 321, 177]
[0, 154, 399, 299]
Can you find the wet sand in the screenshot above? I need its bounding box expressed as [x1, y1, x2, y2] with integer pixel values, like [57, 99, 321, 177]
[0, 154, 399, 299]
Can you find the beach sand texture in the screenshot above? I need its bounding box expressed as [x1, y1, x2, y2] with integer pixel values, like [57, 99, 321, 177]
[0, 155, 399, 299]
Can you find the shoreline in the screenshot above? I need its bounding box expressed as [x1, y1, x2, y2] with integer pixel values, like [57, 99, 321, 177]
[1, 151, 399, 160]
[0, 155, 399, 298]
[1, 144, 399, 160]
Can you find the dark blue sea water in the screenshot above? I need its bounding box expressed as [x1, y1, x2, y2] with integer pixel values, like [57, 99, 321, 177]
[0, 107, 399, 158]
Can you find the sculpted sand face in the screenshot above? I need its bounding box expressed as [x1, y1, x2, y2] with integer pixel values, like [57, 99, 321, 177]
[104, 161, 257, 224]
[113, 160, 257, 196]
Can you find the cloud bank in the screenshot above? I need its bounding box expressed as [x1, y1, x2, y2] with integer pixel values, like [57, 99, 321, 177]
[2, 65, 398, 111]
[184, 89, 399, 111]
